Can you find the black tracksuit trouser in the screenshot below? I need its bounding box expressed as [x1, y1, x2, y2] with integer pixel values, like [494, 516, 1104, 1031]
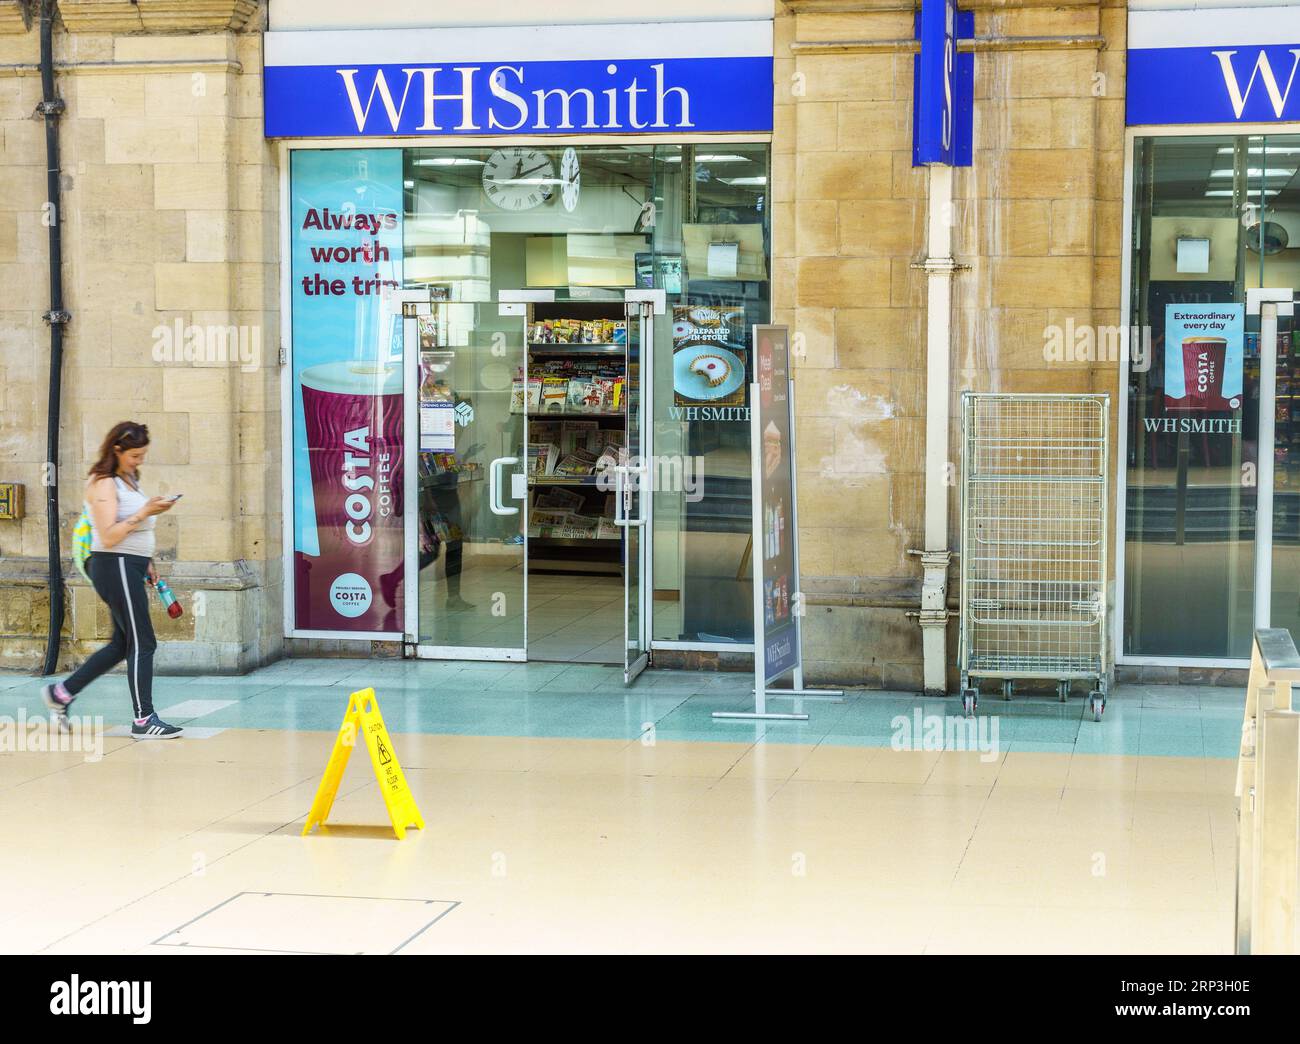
[63, 552, 156, 719]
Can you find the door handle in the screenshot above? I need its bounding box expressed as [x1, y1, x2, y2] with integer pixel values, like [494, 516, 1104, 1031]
[612, 465, 645, 528]
[489, 456, 519, 516]
[613, 466, 626, 526]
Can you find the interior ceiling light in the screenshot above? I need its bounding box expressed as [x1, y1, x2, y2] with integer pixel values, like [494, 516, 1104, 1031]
[716, 176, 767, 186]
[1217, 145, 1300, 155]
[414, 157, 485, 167]
[1208, 167, 1298, 178]
[1204, 188, 1280, 196]
[695, 154, 751, 163]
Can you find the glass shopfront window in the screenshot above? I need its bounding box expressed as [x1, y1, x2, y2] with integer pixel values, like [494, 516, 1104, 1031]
[286, 142, 770, 655]
[646, 144, 770, 644]
[1124, 133, 1300, 660]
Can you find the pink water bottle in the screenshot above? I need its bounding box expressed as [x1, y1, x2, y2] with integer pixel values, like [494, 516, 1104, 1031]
[155, 577, 184, 619]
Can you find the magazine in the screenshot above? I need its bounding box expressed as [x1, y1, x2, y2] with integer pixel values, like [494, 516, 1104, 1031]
[553, 447, 598, 476]
[510, 377, 542, 414]
[535, 487, 585, 511]
[561, 420, 599, 456]
[541, 377, 569, 412]
[528, 443, 558, 477]
[594, 444, 623, 472]
[566, 378, 605, 412]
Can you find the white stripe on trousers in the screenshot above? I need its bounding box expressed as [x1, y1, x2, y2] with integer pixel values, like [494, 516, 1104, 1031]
[118, 557, 144, 720]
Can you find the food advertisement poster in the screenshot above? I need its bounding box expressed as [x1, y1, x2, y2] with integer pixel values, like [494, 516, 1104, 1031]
[671, 306, 748, 414]
[753, 325, 799, 684]
[290, 149, 405, 633]
[1163, 303, 1244, 411]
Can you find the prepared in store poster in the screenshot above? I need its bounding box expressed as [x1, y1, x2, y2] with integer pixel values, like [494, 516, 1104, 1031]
[671, 306, 748, 408]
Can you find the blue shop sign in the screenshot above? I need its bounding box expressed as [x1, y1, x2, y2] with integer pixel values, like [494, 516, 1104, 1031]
[263, 21, 774, 138]
[912, 0, 974, 167]
[1128, 9, 1300, 125]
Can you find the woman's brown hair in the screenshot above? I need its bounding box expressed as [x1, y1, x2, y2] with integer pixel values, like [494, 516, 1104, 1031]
[88, 421, 150, 480]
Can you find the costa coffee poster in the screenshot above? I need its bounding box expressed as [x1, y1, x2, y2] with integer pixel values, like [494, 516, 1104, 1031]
[1163, 303, 1243, 412]
[290, 149, 404, 633]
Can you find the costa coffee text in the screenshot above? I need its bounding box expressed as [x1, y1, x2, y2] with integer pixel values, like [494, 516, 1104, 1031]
[341, 427, 395, 545]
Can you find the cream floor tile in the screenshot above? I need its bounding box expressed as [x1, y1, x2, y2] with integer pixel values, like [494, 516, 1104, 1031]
[1204, 757, 1239, 790]
[856, 749, 943, 784]
[527, 737, 639, 775]
[925, 750, 1009, 788]
[399, 734, 620, 773]
[923, 903, 1227, 955]
[0, 726, 1238, 954]
[789, 743, 881, 782]
[1065, 753, 1142, 792]
[683, 776, 790, 814]
[1134, 757, 1213, 793]
[723, 743, 817, 780]
[996, 751, 1073, 789]
[617, 740, 753, 778]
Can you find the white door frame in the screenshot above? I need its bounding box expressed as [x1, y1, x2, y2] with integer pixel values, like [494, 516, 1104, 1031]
[402, 287, 540, 661]
[622, 288, 664, 682]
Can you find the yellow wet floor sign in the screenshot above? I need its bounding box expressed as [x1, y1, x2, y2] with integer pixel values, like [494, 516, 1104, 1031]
[302, 688, 424, 840]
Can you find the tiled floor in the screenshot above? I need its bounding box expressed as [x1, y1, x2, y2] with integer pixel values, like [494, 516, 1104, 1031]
[415, 553, 704, 662]
[0, 661, 1245, 954]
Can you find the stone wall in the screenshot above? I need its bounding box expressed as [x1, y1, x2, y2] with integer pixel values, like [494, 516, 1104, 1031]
[775, 0, 1126, 687]
[0, 0, 1133, 688]
[0, 0, 281, 673]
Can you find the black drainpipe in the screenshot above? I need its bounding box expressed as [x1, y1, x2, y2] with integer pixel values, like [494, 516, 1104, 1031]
[39, 0, 69, 676]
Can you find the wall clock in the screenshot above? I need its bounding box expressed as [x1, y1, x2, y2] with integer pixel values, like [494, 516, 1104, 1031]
[560, 147, 581, 213]
[482, 147, 555, 211]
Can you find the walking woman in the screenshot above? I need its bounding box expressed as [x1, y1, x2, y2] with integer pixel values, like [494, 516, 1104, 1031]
[42, 422, 183, 738]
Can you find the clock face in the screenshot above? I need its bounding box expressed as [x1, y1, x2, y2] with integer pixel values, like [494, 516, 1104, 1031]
[560, 147, 581, 213]
[482, 147, 555, 212]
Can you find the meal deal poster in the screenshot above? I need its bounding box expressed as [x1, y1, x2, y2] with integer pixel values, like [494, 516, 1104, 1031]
[753, 325, 799, 684]
[290, 149, 404, 633]
[1163, 303, 1244, 411]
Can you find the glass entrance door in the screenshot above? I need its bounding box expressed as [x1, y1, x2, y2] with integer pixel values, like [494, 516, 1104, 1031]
[407, 291, 528, 659]
[620, 290, 662, 682]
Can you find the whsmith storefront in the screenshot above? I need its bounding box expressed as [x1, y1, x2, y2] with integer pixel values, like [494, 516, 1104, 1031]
[266, 16, 776, 679]
[270, 0, 1300, 682]
[1122, 4, 1300, 670]
[18, 0, 1299, 688]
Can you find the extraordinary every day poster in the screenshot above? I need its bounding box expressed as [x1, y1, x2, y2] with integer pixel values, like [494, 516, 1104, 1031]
[1163, 303, 1244, 411]
[290, 149, 404, 633]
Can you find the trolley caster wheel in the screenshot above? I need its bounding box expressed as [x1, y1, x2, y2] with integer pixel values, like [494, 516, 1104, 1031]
[1088, 691, 1105, 722]
[1057, 680, 1069, 703]
[962, 689, 977, 717]
[1002, 679, 1013, 701]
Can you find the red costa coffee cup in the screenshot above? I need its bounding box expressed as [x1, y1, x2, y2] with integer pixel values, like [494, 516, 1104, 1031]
[296, 360, 404, 631]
